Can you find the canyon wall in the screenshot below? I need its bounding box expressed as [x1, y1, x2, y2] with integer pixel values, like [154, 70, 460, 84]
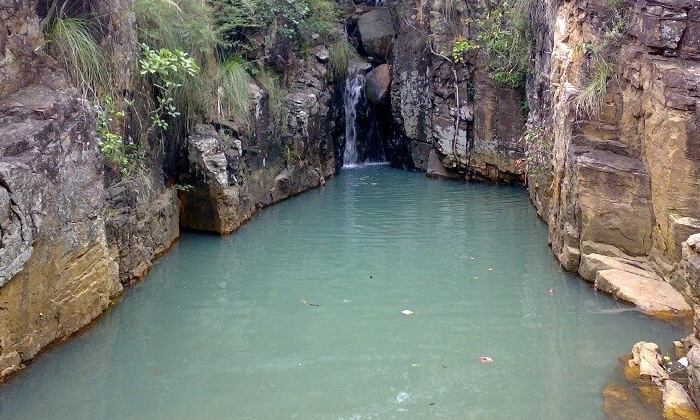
[349, 0, 526, 182]
[526, 0, 700, 312]
[0, 0, 340, 379]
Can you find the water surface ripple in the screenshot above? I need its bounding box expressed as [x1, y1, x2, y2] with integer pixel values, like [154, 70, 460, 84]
[0, 166, 684, 420]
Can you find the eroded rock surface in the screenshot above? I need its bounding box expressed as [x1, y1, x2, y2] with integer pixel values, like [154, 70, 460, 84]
[0, 75, 122, 380]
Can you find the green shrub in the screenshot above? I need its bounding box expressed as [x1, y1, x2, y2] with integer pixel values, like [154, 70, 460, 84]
[46, 16, 111, 96]
[451, 36, 478, 64]
[139, 44, 200, 132]
[135, 0, 217, 127]
[95, 97, 131, 173]
[134, 0, 216, 58]
[476, 0, 531, 89]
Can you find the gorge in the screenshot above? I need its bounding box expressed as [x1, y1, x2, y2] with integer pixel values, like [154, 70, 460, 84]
[0, 0, 699, 418]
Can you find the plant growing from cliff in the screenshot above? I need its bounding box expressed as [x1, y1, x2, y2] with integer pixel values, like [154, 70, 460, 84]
[216, 58, 251, 123]
[95, 97, 133, 174]
[139, 44, 200, 133]
[451, 36, 478, 64]
[283, 144, 302, 167]
[45, 16, 111, 97]
[574, 58, 613, 119]
[135, 0, 219, 126]
[476, 0, 531, 89]
[256, 69, 288, 134]
[328, 39, 358, 80]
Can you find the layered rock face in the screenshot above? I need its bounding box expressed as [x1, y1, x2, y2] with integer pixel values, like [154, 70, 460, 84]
[179, 55, 339, 234]
[527, 0, 700, 406]
[353, 0, 526, 181]
[0, 64, 122, 377]
[0, 0, 339, 379]
[527, 0, 700, 310]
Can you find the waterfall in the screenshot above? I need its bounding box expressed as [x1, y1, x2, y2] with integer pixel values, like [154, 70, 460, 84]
[343, 74, 365, 167]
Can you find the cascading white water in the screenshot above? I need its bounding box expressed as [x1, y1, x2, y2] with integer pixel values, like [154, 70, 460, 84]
[343, 74, 365, 167]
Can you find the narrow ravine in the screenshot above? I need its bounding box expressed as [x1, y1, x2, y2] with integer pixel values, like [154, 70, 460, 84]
[0, 167, 684, 420]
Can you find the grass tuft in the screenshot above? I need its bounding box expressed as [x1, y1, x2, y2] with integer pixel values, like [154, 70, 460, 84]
[216, 58, 251, 122]
[256, 69, 288, 132]
[328, 39, 358, 81]
[575, 59, 614, 119]
[46, 16, 111, 96]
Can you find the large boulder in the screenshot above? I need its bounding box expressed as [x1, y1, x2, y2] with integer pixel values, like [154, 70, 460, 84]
[357, 7, 396, 61]
[365, 64, 391, 104]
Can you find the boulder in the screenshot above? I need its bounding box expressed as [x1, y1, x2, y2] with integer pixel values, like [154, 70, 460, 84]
[630, 342, 669, 381]
[357, 7, 395, 61]
[663, 380, 700, 420]
[365, 64, 391, 104]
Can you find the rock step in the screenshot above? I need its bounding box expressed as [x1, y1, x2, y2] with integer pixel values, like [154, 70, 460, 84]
[580, 254, 692, 318]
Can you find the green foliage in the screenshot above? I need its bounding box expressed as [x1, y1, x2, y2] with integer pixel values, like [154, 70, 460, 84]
[134, 0, 216, 58]
[477, 0, 531, 89]
[139, 44, 200, 131]
[95, 97, 131, 173]
[451, 36, 478, 64]
[604, 10, 628, 43]
[213, 0, 341, 54]
[604, 0, 625, 8]
[46, 16, 111, 96]
[283, 144, 302, 167]
[575, 59, 613, 119]
[135, 0, 218, 128]
[216, 57, 251, 121]
[328, 39, 358, 80]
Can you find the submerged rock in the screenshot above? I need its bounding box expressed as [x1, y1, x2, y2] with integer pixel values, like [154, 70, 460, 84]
[579, 254, 692, 319]
[663, 380, 700, 420]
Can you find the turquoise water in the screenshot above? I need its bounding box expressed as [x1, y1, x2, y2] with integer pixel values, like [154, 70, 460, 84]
[0, 166, 685, 420]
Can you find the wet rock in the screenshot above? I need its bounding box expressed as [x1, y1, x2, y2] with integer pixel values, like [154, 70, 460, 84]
[663, 380, 700, 420]
[365, 64, 391, 104]
[604, 382, 662, 420]
[595, 269, 691, 318]
[630, 342, 669, 381]
[357, 7, 395, 61]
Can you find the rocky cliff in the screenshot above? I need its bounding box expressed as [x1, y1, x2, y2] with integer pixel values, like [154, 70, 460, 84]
[0, 0, 341, 380]
[525, 0, 700, 313]
[348, 0, 527, 181]
[525, 0, 700, 407]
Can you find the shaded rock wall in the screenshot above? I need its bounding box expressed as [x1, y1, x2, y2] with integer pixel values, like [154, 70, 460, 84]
[178, 53, 339, 234]
[375, 0, 527, 181]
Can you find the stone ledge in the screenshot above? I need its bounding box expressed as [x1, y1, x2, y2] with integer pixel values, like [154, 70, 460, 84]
[595, 268, 692, 318]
